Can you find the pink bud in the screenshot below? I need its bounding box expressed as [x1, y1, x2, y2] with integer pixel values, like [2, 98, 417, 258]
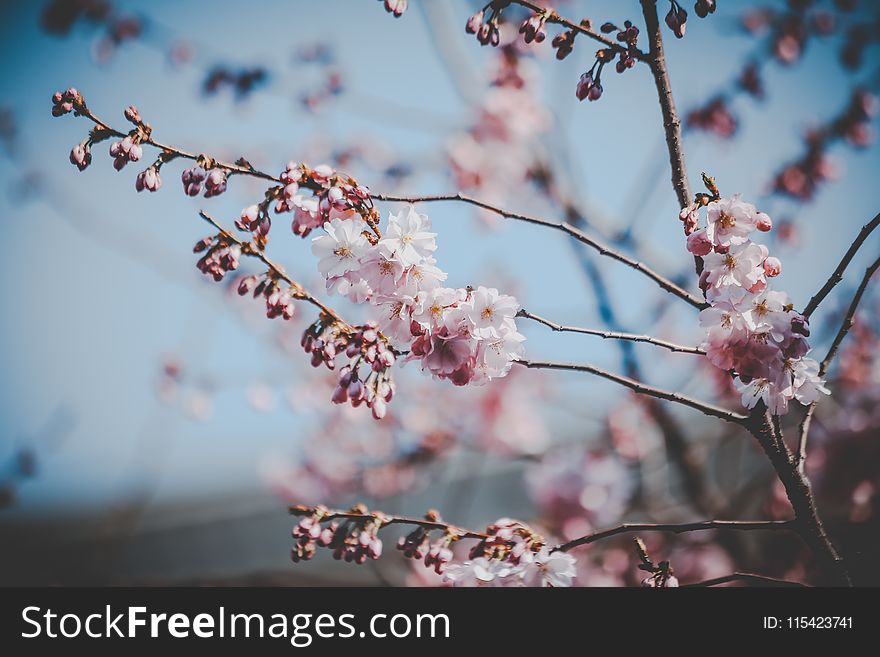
[763, 257, 782, 277]
[686, 228, 713, 256]
[756, 212, 772, 232]
[371, 398, 387, 420]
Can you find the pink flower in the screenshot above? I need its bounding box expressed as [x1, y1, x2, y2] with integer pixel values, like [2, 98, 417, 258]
[686, 228, 713, 256]
[135, 166, 161, 192]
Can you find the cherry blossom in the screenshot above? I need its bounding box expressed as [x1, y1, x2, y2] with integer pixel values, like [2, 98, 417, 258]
[686, 191, 830, 415]
[311, 217, 370, 278]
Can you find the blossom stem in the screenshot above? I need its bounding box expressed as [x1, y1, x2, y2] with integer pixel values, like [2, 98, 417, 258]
[513, 359, 748, 423]
[802, 212, 880, 319]
[517, 308, 706, 355]
[375, 192, 708, 310]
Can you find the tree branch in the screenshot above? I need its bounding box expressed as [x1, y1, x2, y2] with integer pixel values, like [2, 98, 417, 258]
[198, 211, 356, 333]
[639, 0, 692, 210]
[513, 0, 649, 61]
[517, 308, 705, 355]
[555, 520, 795, 552]
[69, 97, 707, 311]
[290, 506, 795, 554]
[375, 192, 707, 309]
[802, 212, 880, 319]
[796, 254, 880, 473]
[683, 572, 807, 588]
[513, 359, 747, 424]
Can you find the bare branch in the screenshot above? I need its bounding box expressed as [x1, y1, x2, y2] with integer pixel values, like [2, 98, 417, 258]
[796, 254, 880, 473]
[198, 211, 355, 333]
[555, 520, 795, 552]
[802, 212, 880, 319]
[683, 572, 807, 588]
[513, 0, 649, 61]
[517, 308, 705, 355]
[639, 0, 692, 209]
[513, 359, 747, 424]
[70, 97, 707, 311]
[375, 192, 707, 309]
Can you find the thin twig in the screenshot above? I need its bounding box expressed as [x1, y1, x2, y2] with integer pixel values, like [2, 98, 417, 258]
[290, 506, 795, 554]
[375, 192, 707, 309]
[512, 0, 649, 61]
[802, 212, 880, 319]
[555, 520, 795, 552]
[513, 359, 747, 424]
[796, 255, 880, 473]
[71, 99, 706, 311]
[198, 211, 353, 331]
[683, 572, 807, 588]
[518, 308, 705, 355]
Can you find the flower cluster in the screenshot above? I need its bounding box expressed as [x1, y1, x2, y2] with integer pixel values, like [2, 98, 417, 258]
[311, 204, 526, 388]
[301, 317, 396, 420]
[237, 272, 297, 321]
[193, 233, 241, 282]
[681, 188, 829, 415]
[291, 505, 385, 564]
[181, 166, 228, 198]
[577, 20, 641, 102]
[442, 519, 577, 588]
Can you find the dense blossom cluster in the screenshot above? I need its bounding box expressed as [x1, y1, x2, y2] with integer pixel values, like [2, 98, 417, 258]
[311, 204, 526, 388]
[681, 192, 829, 415]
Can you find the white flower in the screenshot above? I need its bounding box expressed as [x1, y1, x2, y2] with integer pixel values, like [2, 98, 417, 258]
[703, 242, 766, 290]
[311, 217, 369, 278]
[741, 289, 792, 341]
[410, 287, 464, 329]
[705, 195, 759, 247]
[789, 357, 830, 404]
[466, 286, 520, 338]
[520, 547, 577, 588]
[442, 558, 516, 587]
[378, 205, 437, 266]
[472, 324, 526, 383]
[734, 376, 790, 415]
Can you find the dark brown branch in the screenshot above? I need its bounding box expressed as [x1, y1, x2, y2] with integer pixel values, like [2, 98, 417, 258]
[744, 408, 851, 585]
[683, 573, 807, 588]
[375, 192, 707, 309]
[802, 212, 880, 319]
[514, 359, 747, 424]
[518, 308, 705, 355]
